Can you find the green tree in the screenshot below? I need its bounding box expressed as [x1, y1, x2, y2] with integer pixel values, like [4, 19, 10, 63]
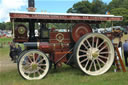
[107, 0, 128, 10]
[5, 22, 12, 30]
[121, 0, 128, 9]
[110, 8, 128, 26]
[67, 1, 92, 13]
[108, 0, 123, 10]
[91, 0, 107, 14]
[0, 22, 6, 30]
[67, 0, 107, 14]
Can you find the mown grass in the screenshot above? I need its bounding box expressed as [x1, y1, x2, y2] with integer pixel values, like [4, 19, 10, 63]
[0, 65, 128, 85]
[0, 37, 12, 60]
[0, 47, 10, 59]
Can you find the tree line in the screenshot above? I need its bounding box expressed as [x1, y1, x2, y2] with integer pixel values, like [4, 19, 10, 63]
[67, 0, 128, 26]
[0, 0, 128, 30]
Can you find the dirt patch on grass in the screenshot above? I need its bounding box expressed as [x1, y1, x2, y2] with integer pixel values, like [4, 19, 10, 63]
[0, 57, 17, 72]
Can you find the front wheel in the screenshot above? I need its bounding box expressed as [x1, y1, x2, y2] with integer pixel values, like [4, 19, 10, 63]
[18, 50, 50, 80]
[74, 33, 114, 76]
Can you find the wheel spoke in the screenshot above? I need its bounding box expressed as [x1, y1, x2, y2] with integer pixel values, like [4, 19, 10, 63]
[81, 58, 88, 63]
[39, 67, 45, 71]
[82, 43, 88, 49]
[99, 45, 107, 52]
[96, 59, 101, 69]
[23, 65, 31, 70]
[37, 70, 41, 76]
[86, 39, 92, 48]
[33, 72, 36, 78]
[28, 55, 32, 63]
[23, 67, 32, 74]
[98, 58, 105, 65]
[79, 54, 87, 58]
[38, 58, 45, 64]
[33, 53, 35, 62]
[99, 55, 108, 59]
[88, 60, 93, 71]
[97, 40, 105, 49]
[100, 51, 110, 54]
[93, 60, 97, 71]
[28, 72, 32, 77]
[38, 64, 46, 66]
[79, 49, 87, 53]
[22, 58, 31, 65]
[92, 36, 94, 48]
[35, 54, 40, 63]
[96, 38, 99, 48]
[84, 60, 89, 69]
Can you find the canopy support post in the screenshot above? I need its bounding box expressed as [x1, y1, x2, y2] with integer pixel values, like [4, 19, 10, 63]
[12, 19, 15, 39]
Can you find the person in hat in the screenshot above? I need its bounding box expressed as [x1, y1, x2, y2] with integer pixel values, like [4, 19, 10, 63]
[9, 42, 17, 63]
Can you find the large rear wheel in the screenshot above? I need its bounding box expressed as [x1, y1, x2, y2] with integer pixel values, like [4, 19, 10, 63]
[74, 33, 114, 76]
[18, 50, 50, 80]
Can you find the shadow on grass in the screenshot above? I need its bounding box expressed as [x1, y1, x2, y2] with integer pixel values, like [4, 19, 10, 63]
[49, 64, 84, 75]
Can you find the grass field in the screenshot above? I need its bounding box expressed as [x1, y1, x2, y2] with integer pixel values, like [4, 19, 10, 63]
[0, 65, 128, 85]
[0, 47, 10, 60]
[0, 35, 128, 85]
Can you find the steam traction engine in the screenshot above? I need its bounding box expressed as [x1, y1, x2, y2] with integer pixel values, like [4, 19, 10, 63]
[10, 12, 123, 80]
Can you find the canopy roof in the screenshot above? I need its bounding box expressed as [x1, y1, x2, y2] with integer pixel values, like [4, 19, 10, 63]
[10, 12, 123, 23]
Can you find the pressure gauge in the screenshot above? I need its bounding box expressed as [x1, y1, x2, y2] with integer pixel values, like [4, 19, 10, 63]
[18, 26, 26, 34]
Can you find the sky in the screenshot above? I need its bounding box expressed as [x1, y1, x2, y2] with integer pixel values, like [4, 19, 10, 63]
[0, 0, 112, 22]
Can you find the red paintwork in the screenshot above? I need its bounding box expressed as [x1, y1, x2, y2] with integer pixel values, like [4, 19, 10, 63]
[38, 32, 71, 64]
[39, 42, 52, 53]
[50, 32, 71, 43]
[10, 12, 123, 22]
[72, 23, 92, 42]
[39, 42, 70, 64]
[14, 39, 28, 42]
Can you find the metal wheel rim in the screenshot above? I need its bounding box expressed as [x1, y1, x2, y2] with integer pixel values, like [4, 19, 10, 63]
[76, 33, 114, 75]
[18, 50, 49, 80]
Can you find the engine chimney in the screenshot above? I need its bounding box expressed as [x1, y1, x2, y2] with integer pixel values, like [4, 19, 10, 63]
[27, 0, 36, 12]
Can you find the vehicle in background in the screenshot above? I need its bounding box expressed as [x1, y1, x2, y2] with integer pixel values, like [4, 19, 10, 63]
[0, 30, 12, 38]
[6, 33, 12, 37]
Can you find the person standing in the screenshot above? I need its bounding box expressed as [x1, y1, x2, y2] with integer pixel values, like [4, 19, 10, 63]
[123, 40, 128, 67]
[118, 38, 122, 48]
[9, 42, 14, 61]
[9, 43, 17, 63]
[118, 38, 123, 59]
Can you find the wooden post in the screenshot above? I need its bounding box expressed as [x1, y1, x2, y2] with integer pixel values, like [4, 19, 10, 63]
[115, 47, 126, 72]
[114, 44, 126, 72]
